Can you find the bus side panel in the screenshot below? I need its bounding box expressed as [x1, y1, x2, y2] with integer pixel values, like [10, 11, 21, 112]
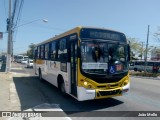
[34, 59, 45, 75]
[38, 60, 70, 93]
[34, 59, 59, 87]
[43, 60, 59, 87]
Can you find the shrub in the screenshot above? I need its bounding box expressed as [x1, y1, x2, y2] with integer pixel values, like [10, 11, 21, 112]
[129, 71, 160, 77]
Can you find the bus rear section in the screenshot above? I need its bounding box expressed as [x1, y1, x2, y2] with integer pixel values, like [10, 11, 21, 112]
[33, 26, 130, 101]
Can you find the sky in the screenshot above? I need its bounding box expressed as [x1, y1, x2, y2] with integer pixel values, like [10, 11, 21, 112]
[0, 0, 160, 55]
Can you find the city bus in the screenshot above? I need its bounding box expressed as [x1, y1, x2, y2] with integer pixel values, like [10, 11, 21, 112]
[33, 26, 130, 101]
[15, 55, 23, 63]
[15, 55, 28, 63]
[129, 60, 160, 73]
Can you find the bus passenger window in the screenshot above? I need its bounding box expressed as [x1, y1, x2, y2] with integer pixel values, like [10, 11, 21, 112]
[37, 47, 40, 59]
[45, 44, 49, 59]
[130, 62, 134, 66]
[41, 45, 44, 59]
[51, 41, 57, 60]
[34, 47, 38, 59]
[59, 38, 67, 60]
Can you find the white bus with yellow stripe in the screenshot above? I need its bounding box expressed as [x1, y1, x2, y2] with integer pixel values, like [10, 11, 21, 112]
[34, 26, 130, 101]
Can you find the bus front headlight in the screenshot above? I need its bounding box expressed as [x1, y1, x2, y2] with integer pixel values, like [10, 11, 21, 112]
[122, 79, 129, 87]
[80, 79, 93, 89]
[84, 81, 88, 86]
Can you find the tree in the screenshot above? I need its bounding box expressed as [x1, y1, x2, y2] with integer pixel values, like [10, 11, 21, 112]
[27, 43, 36, 59]
[127, 37, 143, 60]
[154, 26, 160, 41]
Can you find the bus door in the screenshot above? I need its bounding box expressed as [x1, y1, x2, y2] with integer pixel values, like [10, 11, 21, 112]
[69, 40, 77, 97]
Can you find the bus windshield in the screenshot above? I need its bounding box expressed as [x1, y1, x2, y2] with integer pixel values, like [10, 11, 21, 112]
[81, 40, 128, 74]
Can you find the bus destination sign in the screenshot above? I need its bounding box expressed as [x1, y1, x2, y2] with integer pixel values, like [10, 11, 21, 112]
[80, 28, 126, 41]
[90, 31, 121, 41]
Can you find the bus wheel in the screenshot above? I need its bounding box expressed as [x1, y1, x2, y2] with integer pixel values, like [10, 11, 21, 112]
[134, 68, 137, 72]
[60, 82, 66, 96]
[38, 69, 43, 81]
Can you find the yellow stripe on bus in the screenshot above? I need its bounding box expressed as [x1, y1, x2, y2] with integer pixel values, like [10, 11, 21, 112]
[35, 59, 44, 64]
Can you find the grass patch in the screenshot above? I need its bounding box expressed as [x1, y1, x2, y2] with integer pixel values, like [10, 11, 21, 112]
[130, 71, 160, 77]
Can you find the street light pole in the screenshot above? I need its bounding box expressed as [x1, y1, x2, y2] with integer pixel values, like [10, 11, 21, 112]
[6, 0, 12, 73]
[12, 19, 48, 60]
[14, 19, 48, 28]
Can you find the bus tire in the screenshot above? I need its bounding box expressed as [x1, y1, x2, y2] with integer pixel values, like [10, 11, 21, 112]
[38, 69, 43, 81]
[58, 76, 66, 96]
[60, 82, 66, 96]
[134, 68, 137, 72]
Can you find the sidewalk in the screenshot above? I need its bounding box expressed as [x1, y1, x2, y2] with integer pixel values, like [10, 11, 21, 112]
[0, 64, 71, 120]
[0, 73, 12, 111]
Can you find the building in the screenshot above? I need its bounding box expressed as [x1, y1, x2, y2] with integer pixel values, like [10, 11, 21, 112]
[151, 48, 160, 61]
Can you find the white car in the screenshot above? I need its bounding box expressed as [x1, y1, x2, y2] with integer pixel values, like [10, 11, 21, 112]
[21, 59, 28, 64]
[0, 62, 2, 70]
[0, 59, 3, 70]
[27, 59, 33, 68]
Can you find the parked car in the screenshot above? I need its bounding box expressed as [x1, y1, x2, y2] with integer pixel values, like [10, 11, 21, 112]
[27, 59, 33, 68]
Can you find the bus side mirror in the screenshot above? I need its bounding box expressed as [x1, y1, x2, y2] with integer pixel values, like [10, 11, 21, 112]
[128, 45, 131, 62]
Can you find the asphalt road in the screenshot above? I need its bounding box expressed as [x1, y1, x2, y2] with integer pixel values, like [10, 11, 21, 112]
[10, 62, 160, 120]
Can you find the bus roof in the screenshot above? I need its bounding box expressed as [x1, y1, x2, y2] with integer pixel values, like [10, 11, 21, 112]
[35, 26, 125, 47]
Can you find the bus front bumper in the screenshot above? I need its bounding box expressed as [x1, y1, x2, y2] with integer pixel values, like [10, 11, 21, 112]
[77, 82, 130, 101]
[122, 82, 130, 95]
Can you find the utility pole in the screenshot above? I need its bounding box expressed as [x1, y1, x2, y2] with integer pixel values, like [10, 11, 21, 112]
[6, 0, 12, 72]
[144, 25, 150, 73]
[141, 42, 144, 60]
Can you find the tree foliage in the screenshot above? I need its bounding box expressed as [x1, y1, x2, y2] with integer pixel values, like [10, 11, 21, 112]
[27, 43, 36, 59]
[154, 26, 160, 41]
[127, 37, 142, 60]
[127, 37, 158, 60]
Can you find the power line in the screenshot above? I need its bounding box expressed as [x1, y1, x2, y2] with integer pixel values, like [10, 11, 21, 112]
[14, 0, 24, 28]
[12, 0, 24, 59]
[13, 0, 24, 42]
[12, 0, 19, 22]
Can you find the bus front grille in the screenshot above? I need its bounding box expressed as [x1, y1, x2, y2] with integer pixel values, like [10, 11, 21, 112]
[97, 84, 119, 89]
[98, 89, 121, 96]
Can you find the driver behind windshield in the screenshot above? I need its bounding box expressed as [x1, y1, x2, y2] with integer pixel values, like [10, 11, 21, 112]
[92, 46, 103, 62]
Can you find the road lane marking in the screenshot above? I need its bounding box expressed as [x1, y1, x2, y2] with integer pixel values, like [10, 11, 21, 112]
[11, 72, 32, 77]
[7, 103, 72, 120]
[11, 68, 22, 70]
